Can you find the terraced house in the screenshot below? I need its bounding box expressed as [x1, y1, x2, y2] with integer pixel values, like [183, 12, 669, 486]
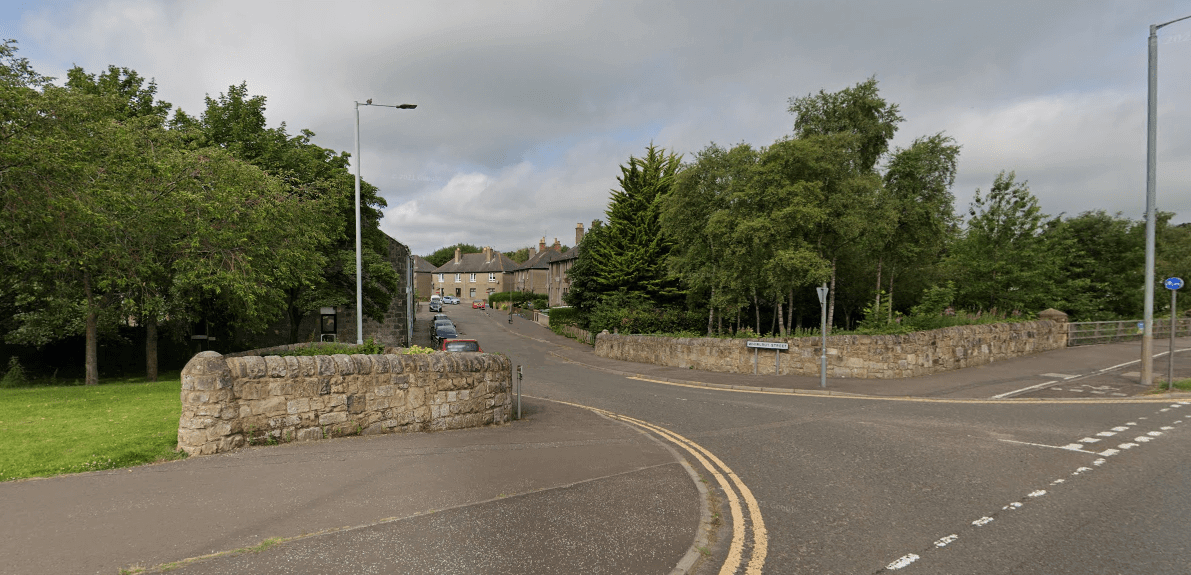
[431, 246, 517, 304]
[512, 237, 563, 295]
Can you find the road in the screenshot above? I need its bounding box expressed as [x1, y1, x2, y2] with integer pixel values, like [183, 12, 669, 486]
[469, 306, 1191, 574]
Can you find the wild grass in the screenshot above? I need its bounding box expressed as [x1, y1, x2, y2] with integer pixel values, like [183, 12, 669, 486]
[0, 371, 185, 482]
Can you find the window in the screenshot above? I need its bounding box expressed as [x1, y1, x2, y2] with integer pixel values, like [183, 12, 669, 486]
[454, 273, 461, 283]
[469, 273, 476, 283]
[489, 273, 496, 283]
[437, 273, 443, 283]
[469, 288, 476, 298]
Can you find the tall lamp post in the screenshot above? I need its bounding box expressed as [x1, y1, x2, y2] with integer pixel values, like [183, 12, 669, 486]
[1141, 15, 1191, 386]
[354, 100, 416, 345]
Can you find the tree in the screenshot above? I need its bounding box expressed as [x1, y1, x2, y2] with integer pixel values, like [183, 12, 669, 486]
[425, 243, 482, 267]
[569, 144, 684, 314]
[947, 171, 1061, 313]
[870, 133, 961, 322]
[787, 78, 904, 331]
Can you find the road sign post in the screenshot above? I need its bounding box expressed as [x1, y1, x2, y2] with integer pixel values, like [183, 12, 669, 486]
[747, 341, 789, 375]
[1166, 278, 1183, 390]
[817, 285, 829, 388]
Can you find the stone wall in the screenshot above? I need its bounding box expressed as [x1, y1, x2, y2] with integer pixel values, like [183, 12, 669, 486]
[178, 350, 512, 456]
[594, 320, 1068, 379]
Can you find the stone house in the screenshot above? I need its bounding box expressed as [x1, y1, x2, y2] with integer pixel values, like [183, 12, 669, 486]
[412, 255, 436, 300]
[431, 246, 517, 304]
[547, 223, 585, 307]
[513, 237, 563, 295]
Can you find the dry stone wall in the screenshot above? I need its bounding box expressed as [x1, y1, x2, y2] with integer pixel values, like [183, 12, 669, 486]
[178, 351, 511, 456]
[595, 320, 1068, 379]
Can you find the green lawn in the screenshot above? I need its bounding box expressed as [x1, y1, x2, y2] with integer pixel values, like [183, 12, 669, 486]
[0, 373, 185, 482]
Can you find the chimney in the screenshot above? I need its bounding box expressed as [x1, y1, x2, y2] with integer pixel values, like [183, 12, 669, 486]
[539, 237, 547, 252]
[483, 246, 492, 262]
[454, 247, 460, 264]
[552, 237, 561, 251]
[528, 246, 536, 258]
[575, 222, 584, 246]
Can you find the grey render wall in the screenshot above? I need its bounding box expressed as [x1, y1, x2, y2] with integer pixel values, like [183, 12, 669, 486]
[594, 320, 1068, 379]
[178, 350, 512, 456]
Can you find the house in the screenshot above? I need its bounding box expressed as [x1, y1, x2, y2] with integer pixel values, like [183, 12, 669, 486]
[431, 246, 518, 304]
[513, 237, 563, 295]
[547, 223, 585, 308]
[412, 255, 437, 300]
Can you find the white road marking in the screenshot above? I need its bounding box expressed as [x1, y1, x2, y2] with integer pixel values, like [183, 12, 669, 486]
[1173, 404, 1185, 408]
[1073, 467, 1093, 475]
[1090, 390, 1105, 394]
[1111, 393, 1127, 396]
[1079, 437, 1101, 443]
[998, 439, 1098, 454]
[934, 534, 958, 547]
[972, 517, 994, 526]
[1134, 436, 1152, 443]
[1050, 478, 1066, 485]
[1111, 426, 1129, 431]
[1147, 431, 1163, 436]
[1126, 422, 1138, 426]
[1161, 426, 1174, 430]
[886, 554, 920, 570]
[1179, 402, 1190, 405]
[1099, 449, 1120, 456]
[1118, 443, 1138, 449]
[1002, 502, 1023, 510]
[991, 380, 1058, 399]
[1096, 431, 1116, 437]
[1159, 408, 1170, 412]
[1027, 490, 1047, 498]
[1041, 373, 1076, 379]
[1093, 458, 1107, 466]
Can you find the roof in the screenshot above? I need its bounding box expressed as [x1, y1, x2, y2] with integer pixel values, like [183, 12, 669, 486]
[413, 255, 437, 273]
[550, 245, 580, 264]
[434, 251, 518, 274]
[516, 247, 565, 271]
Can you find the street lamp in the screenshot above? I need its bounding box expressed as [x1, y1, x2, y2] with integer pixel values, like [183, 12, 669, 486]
[1141, 15, 1191, 386]
[354, 100, 417, 345]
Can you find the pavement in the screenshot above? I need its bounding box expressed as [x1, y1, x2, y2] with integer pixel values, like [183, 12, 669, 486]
[5, 306, 1190, 574]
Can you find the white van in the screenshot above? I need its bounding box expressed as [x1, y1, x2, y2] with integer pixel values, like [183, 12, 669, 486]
[430, 295, 442, 304]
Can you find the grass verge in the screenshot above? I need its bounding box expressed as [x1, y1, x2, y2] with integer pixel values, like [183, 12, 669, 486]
[0, 372, 185, 481]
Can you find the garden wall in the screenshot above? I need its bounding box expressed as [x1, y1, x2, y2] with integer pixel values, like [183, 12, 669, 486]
[178, 350, 512, 456]
[594, 319, 1068, 379]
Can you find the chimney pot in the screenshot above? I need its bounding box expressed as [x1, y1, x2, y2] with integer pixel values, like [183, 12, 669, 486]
[575, 223, 584, 246]
[539, 237, 547, 252]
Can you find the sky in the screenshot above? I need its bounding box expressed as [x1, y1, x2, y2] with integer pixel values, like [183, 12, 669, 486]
[2, 0, 1190, 256]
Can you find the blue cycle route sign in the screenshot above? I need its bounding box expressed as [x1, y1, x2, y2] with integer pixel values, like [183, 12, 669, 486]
[1165, 277, 1184, 290]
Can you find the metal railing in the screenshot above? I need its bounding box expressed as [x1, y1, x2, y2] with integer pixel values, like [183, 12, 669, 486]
[1067, 318, 1191, 346]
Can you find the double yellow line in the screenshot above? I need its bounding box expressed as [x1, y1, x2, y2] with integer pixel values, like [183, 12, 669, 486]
[547, 398, 768, 575]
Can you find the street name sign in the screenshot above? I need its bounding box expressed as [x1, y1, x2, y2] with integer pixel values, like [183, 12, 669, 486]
[747, 341, 789, 350]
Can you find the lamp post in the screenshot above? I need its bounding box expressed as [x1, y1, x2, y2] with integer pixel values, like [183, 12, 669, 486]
[354, 100, 417, 345]
[1141, 15, 1191, 386]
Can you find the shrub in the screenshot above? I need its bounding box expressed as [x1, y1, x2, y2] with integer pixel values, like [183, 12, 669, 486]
[489, 291, 548, 309]
[547, 306, 581, 327]
[1, 357, 28, 388]
[265, 338, 385, 357]
[586, 291, 703, 335]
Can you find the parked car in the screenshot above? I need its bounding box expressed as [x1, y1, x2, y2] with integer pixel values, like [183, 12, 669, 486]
[441, 339, 482, 352]
[432, 313, 451, 323]
[431, 318, 456, 338]
[429, 301, 442, 312]
[443, 296, 460, 304]
[432, 324, 458, 347]
[472, 300, 486, 309]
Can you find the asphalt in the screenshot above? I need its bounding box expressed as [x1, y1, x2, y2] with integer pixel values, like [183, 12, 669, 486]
[4, 306, 1189, 575]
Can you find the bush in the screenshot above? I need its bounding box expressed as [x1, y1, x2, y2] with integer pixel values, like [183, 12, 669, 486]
[585, 291, 703, 335]
[547, 306, 581, 327]
[1, 357, 28, 388]
[265, 339, 385, 357]
[490, 291, 548, 309]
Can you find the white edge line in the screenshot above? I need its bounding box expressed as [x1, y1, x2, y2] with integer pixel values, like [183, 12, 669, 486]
[992, 380, 1059, 399]
[997, 439, 1098, 454]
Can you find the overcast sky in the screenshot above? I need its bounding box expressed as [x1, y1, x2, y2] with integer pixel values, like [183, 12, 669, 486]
[3, 0, 1189, 256]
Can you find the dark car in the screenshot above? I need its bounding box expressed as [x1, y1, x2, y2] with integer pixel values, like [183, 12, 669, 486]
[441, 339, 481, 352]
[432, 313, 451, 323]
[428, 301, 442, 312]
[432, 325, 458, 347]
[431, 318, 456, 338]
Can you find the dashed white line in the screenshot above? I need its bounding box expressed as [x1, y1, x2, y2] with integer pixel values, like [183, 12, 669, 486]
[1050, 478, 1066, 485]
[1134, 436, 1152, 443]
[1078, 437, 1101, 443]
[933, 534, 958, 548]
[1147, 431, 1163, 436]
[1093, 458, 1107, 466]
[1072, 467, 1093, 475]
[886, 553, 920, 570]
[1161, 426, 1174, 430]
[1002, 502, 1023, 510]
[1118, 443, 1138, 449]
[1027, 490, 1047, 498]
[1099, 449, 1120, 456]
[1111, 426, 1130, 431]
[972, 517, 994, 527]
[1096, 431, 1117, 437]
